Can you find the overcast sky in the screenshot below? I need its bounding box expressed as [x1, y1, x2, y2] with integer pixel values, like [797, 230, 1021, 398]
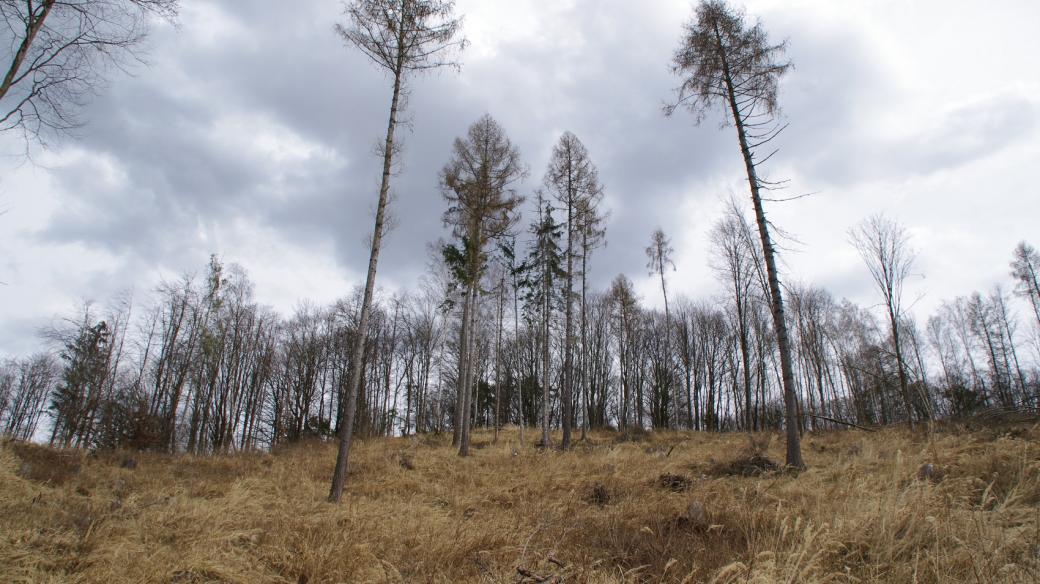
[1, 0, 1038, 357]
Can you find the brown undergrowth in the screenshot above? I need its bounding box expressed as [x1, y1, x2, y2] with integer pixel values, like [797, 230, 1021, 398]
[1, 424, 1038, 583]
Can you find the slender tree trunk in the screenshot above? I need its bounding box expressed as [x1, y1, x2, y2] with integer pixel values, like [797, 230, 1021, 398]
[329, 58, 403, 503]
[494, 276, 504, 442]
[562, 183, 575, 449]
[457, 280, 477, 455]
[452, 285, 469, 447]
[618, 306, 629, 430]
[658, 269, 673, 428]
[541, 249, 551, 448]
[580, 240, 589, 439]
[0, 1, 54, 101]
[734, 285, 753, 431]
[886, 306, 916, 427]
[513, 272, 524, 445]
[716, 27, 803, 468]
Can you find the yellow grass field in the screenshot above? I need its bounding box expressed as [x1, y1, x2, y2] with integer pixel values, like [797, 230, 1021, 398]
[2, 424, 1038, 583]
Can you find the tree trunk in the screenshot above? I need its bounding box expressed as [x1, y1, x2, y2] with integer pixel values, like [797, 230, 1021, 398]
[0, 1, 54, 102]
[513, 271, 524, 445]
[493, 276, 504, 442]
[659, 269, 673, 428]
[561, 178, 575, 449]
[580, 239, 589, 438]
[457, 280, 477, 456]
[541, 247, 551, 448]
[329, 57, 403, 503]
[716, 26, 803, 468]
[887, 306, 916, 428]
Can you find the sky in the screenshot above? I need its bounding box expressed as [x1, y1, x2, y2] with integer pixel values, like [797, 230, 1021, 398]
[1, 0, 1038, 357]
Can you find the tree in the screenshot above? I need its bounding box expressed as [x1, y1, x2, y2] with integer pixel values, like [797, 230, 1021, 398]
[575, 182, 607, 439]
[330, 0, 465, 503]
[525, 195, 564, 447]
[609, 274, 637, 430]
[710, 206, 756, 430]
[544, 131, 603, 448]
[499, 236, 528, 444]
[849, 215, 922, 427]
[645, 228, 676, 426]
[668, 0, 803, 467]
[1011, 242, 1040, 329]
[0, 0, 178, 144]
[49, 310, 112, 447]
[491, 268, 506, 442]
[440, 114, 525, 456]
[0, 354, 57, 440]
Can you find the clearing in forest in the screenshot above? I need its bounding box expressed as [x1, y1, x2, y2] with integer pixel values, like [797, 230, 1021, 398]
[1, 425, 1038, 583]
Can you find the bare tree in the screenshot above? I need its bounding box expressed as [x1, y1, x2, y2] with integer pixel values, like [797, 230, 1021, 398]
[1011, 242, 1040, 329]
[576, 187, 606, 439]
[0, 0, 178, 144]
[544, 131, 603, 448]
[710, 205, 756, 430]
[440, 113, 525, 456]
[645, 228, 676, 426]
[0, 353, 57, 440]
[849, 214, 921, 427]
[329, 0, 465, 503]
[610, 274, 637, 430]
[668, 0, 803, 467]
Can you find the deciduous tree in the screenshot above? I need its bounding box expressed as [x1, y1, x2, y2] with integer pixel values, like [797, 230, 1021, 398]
[849, 215, 922, 426]
[0, 0, 178, 143]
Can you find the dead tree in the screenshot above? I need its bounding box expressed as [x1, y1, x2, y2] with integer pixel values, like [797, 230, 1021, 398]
[668, 0, 803, 467]
[849, 214, 922, 427]
[709, 204, 757, 430]
[1011, 242, 1040, 329]
[330, 0, 465, 503]
[440, 114, 525, 456]
[645, 228, 676, 427]
[544, 131, 603, 448]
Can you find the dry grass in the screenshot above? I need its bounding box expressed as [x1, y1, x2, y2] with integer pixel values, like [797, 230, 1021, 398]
[1, 424, 1038, 583]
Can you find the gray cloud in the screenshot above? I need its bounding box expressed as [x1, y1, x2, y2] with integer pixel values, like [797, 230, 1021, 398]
[2, 0, 1038, 356]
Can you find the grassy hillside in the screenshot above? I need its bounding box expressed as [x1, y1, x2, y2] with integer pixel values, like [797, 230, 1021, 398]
[1, 425, 1038, 583]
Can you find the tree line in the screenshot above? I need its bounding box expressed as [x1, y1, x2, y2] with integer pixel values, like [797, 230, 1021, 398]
[3, 232, 1039, 454]
[2, 0, 1037, 502]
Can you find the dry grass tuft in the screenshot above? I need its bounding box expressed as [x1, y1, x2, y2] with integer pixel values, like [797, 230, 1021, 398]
[1, 424, 1038, 582]
[6, 439, 84, 486]
[707, 453, 780, 477]
[656, 473, 692, 492]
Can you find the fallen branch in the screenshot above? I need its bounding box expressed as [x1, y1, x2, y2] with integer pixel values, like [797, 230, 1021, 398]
[807, 414, 877, 432]
[517, 566, 555, 583]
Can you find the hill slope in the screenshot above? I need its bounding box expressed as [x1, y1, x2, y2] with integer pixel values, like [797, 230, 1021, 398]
[2, 425, 1038, 583]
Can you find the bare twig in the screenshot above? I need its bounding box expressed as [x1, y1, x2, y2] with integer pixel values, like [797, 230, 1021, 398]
[806, 414, 877, 432]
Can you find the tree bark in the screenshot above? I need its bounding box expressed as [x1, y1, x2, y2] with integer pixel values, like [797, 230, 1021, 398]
[456, 279, 477, 455]
[329, 51, 403, 503]
[562, 180, 574, 449]
[0, 1, 55, 102]
[716, 24, 803, 468]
